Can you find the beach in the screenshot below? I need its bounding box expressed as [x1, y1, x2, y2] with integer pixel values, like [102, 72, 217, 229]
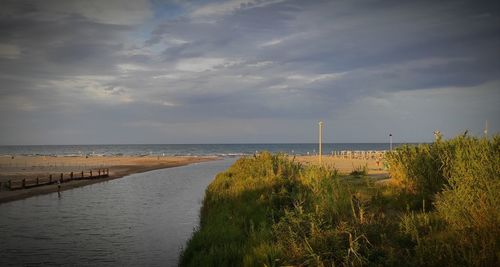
[293, 155, 387, 176]
[0, 155, 218, 204]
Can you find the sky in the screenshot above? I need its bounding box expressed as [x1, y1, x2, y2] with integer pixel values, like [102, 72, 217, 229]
[0, 0, 499, 145]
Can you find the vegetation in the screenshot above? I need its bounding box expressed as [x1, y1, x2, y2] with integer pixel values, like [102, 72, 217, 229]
[350, 164, 368, 177]
[181, 134, 499, 266]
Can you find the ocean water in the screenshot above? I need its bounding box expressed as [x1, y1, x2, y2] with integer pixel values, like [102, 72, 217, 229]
[0, 143, 411, 157]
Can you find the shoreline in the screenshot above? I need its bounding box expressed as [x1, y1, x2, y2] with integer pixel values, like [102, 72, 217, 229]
[0, 156, 218, 204]
[0, 154, 389, 204]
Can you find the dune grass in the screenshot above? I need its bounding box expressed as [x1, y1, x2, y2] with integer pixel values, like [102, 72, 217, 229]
[181, 134, 499, 266]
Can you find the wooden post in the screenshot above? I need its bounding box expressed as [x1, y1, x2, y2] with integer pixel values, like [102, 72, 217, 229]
[318, 121, 323, 164]
[8, 179, 12, 189]
[70, 172, 73, 180]
[22, 179, 26, 189]
[49, 174, 52, 184]
[98, 169, 101, 177]
[60, 173, 63, 183]
[90, 170, 93, 179]
[81, 171, 84, 179]
[36, 177, 39, 185]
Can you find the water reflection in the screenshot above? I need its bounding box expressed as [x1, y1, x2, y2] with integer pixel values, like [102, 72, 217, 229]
[0, 158, 234, 266]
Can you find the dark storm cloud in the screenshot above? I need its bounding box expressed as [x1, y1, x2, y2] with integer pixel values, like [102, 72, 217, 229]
[0, 0, 499, 144]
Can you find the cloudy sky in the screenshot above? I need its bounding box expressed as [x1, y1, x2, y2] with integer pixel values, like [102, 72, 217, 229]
[0, 0, 499, 145]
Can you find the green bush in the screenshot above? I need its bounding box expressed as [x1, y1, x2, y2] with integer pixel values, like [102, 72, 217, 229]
[433, 135, 500, 266]
[387, 134, 500, 265]
[385, 140, 446, 198]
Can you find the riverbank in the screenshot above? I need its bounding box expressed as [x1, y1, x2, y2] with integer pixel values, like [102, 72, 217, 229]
[0, 155, 218, 204]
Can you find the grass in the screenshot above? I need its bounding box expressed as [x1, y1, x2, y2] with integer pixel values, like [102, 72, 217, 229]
[180, 134, 499, 266]
[350, 164, 368, 177]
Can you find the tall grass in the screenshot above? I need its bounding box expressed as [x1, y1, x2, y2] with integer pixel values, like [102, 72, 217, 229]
[180, 152, 371, 266]
[181, 135, 499, 266]
[385, 137, 446, 197]
[387, 134, 500, 266]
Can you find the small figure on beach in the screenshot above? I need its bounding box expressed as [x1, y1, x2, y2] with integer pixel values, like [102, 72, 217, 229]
[57, 179, 61, 197]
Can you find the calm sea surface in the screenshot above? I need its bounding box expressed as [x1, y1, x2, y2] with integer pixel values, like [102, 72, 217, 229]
[0, 158, 235, 266]
[0, 143, 409, 157]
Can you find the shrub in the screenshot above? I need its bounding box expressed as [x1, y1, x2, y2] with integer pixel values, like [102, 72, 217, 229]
[385, 141, 446, 198]
[387, 134, 500, 265]
[434, 135, 500, 266]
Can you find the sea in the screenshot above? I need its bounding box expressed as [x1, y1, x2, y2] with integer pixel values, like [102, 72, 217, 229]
[0, 143, 410, 157]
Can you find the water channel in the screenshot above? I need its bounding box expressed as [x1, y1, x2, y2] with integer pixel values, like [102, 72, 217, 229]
[0, 158, 235, 266]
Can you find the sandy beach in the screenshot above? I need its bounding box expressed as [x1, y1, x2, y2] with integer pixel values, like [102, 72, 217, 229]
[293, 155, 388, 176]
[0, 155, 218, 204]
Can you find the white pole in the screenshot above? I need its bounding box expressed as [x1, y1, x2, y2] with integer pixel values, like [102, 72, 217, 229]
[319, 121, 323, 164]
[389, 133, 393, 151]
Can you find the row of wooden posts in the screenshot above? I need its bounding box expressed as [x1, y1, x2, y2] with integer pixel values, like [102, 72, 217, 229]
[331, 150, 387, 160]
[0, 169, 109, 191]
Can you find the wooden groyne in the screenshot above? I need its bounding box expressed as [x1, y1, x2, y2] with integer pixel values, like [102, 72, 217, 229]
[0, 169, 109, 191]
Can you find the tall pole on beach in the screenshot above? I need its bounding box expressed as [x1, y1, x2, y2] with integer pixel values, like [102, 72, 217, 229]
[319, 121, 323, 164]
[389, 133, 393, 151]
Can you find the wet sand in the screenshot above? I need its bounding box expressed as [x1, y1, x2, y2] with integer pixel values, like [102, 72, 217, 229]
[0, 155, 218, 204]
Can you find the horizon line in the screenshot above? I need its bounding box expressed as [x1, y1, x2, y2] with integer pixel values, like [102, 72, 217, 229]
[0, 142, 428, 146]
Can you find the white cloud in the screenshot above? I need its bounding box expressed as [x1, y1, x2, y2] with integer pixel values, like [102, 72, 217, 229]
[190, 0, 286, 18]
[166, 38, 190, 46]
[43, 0, 153, 25]
[45, 77, 134, 104]
[286, 72, 347, 83]
[1, 96, 38, 111]
[247, 61, 273, 67]
[117, 64, 149, 73]
[269, 84, 289, 90]
[152, 74, 180, 80]
[333, 81, 500, 141]
[161, 101, 177, 107]
[235, 74, 264, 81]
[0, 44, 21, 59]
[175, 57, 242, 72]
[259, 39, 283, 47]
